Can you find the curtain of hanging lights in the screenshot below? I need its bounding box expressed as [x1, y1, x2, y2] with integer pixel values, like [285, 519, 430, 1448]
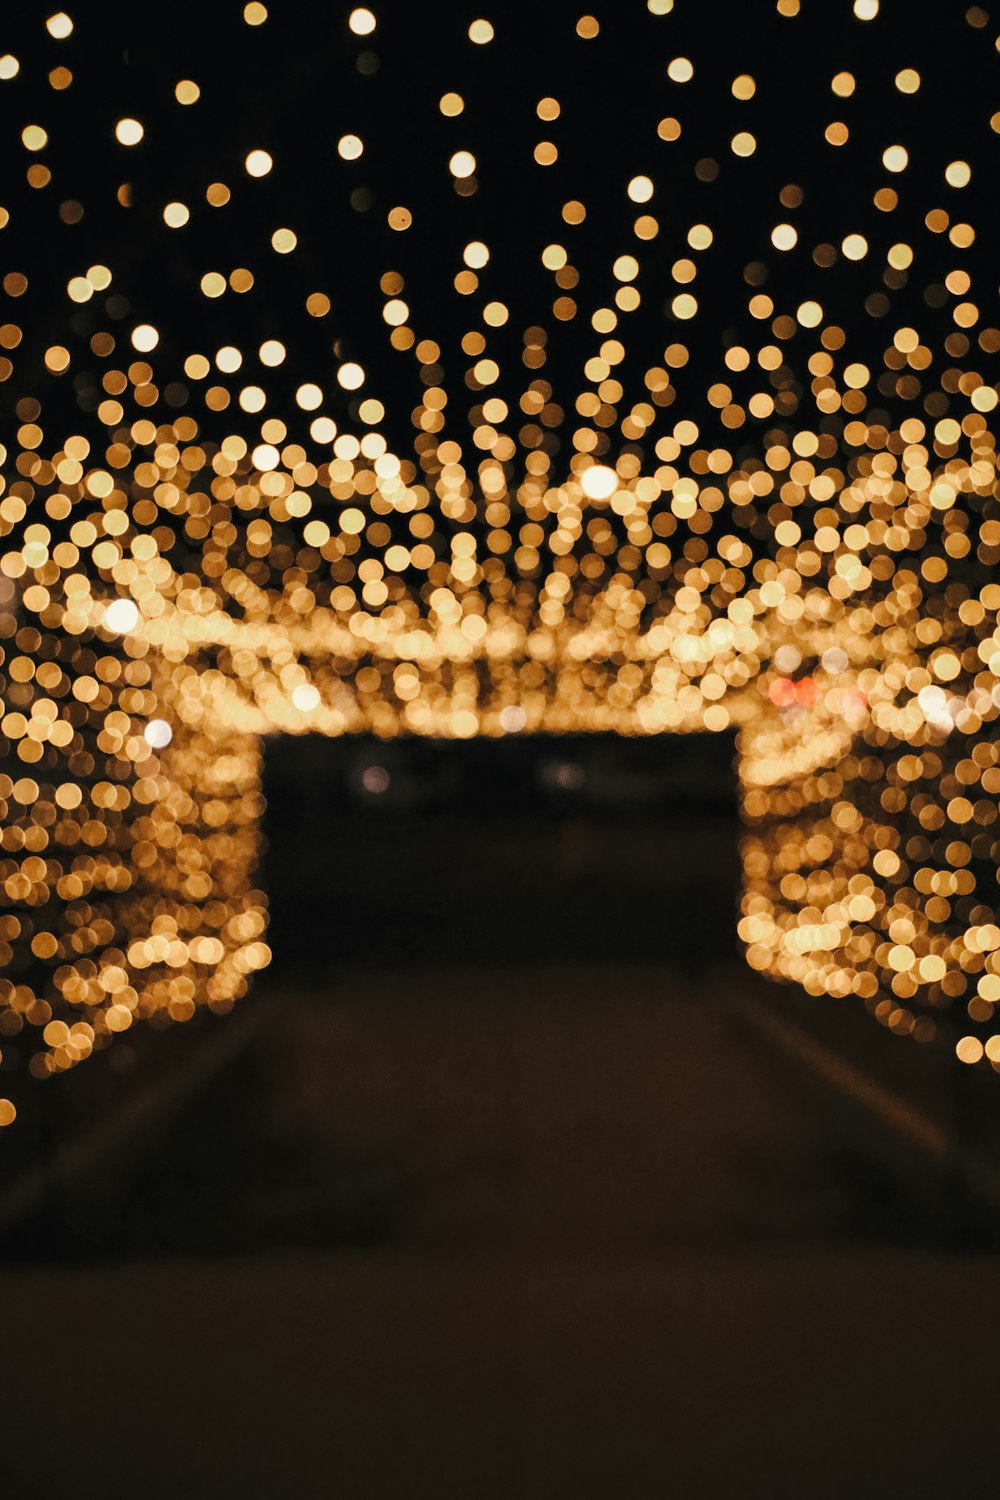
[0, 0, 998, 1126]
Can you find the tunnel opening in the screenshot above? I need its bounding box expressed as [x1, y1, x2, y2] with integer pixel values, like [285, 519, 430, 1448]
[261, 730, 741, 976]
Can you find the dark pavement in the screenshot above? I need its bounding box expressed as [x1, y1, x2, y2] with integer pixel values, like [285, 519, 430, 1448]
[2, 736, 1000, 1496]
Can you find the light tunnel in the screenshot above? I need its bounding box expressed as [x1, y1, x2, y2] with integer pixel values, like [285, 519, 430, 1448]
[1, 1, 1000, 1125]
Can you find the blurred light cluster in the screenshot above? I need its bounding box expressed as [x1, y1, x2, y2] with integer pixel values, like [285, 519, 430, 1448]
[0, 2, 999, 1122]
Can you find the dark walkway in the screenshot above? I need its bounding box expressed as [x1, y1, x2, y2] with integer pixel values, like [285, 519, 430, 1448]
[3, 958, 1000, 1498]
[3, 738, 1000, 1495]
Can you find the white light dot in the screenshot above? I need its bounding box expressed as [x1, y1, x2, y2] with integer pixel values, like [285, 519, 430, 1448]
[131, 323, 159, 352]
[245, 148, 273, 177]
[500, 706, 527, 733]
[774, 645, 802, 674]
[115, 117, 144, 147]
[143, 719, 173, 749]
[580, 465, 618, 501]
[337, 362, 365, 390]
[103, 599, 140, 634]
[292, 684, 320, 712]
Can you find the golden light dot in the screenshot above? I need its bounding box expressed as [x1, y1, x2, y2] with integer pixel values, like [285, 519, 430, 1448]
[732, 73, 756, 99]
[0, 56, 20, 80]
[945, 160, 971, 188]
[882, 145, 908, 173]
[21, 125, 48, 152]
[115, 117, 144, 146]
[349, 7, 376, 34]
[46, 12, 73, 38]
[440, 92, 464, 116]
[0, 1100, 16, 1128]
[338, 134, 364, 161]
[771, 223, 798, 251]
[175, 79, 200, 105]
[296, 383, 323, 410]
[245, 149, 273, 177]
[895, 67, 920, 93]
[956, 1036, 984, 1065]
[628, 176, 653, 203]
[449, 149, 476, 178]
[853, 0, 878, 16]
[244, 2, 268, 23]
[163, 201, 190, 228]
[731, 132, 756, 157]
[469, 18, 494, 43]
[667, 57, 694, 83]
[841, 232, 868, 259]
[271, 227, 297, 253]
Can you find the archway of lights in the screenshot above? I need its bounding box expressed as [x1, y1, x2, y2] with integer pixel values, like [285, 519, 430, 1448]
[0, 0, 999, 1126]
